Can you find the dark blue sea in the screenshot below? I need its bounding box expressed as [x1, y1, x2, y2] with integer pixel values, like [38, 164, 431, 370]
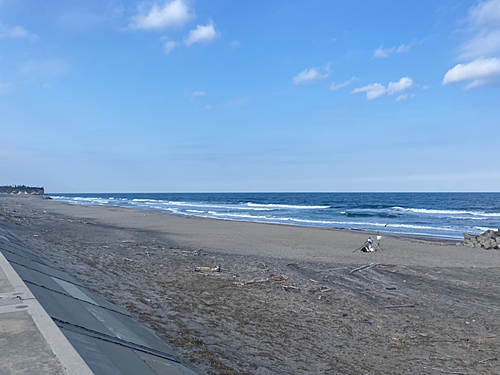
[49, 193, 500, 240]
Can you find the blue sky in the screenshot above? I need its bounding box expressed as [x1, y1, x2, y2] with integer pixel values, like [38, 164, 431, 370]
[1, 0, 499, 192]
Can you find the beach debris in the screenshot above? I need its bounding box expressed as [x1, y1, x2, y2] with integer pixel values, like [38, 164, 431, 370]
[319, 286, 332, 292]
[349, 263, 379, 274]
[241, 278, 269, 285]
[272, 277, 281, 281]
[479, 358, 497, 363]
[383, 304, 415, 309]
[353, 237, 381, 253]
[461, 228, 500, 250]
[194, 266, 220, 272]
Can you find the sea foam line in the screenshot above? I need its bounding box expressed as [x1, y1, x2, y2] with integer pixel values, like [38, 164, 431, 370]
[391, 206, 500, 217]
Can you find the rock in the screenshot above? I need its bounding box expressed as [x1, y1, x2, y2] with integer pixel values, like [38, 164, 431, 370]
[462, 229, 500, 250]
[480, 230, 496, 240]
[463, 233, 477, 241]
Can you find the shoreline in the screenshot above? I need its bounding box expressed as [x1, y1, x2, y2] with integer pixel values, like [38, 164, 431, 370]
[5, 196, 485, 268]
[51, 195, 457, 242]
[1, 195, 500, 374]
[46, 193, 488, 241]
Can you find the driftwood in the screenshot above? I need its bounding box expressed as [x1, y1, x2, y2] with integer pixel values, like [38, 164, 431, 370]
[242, 278, 269, 285]
[383, 304, 415, 309]
[194, 266, 221, 272]
[349, 263, 379, 274]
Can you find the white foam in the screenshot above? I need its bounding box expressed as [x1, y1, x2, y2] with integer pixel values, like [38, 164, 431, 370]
[246, 203, 330, 209]
[392, 206, 500, 217]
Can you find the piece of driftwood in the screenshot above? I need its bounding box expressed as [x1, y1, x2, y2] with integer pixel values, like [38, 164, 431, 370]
[194, 266, 221, 272]
[349, 263, 378, 274]
[243, 278, 269, 285]
[480, 358, 497, 363]
[431, 368, 466, 375]
[383, 304, 416, 309]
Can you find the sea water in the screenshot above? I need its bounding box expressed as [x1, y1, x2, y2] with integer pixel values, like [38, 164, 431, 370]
[49, 193, 500, 240]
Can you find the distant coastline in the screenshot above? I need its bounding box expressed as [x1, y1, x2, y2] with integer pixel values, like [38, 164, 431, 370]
[0, 185, 44, 195]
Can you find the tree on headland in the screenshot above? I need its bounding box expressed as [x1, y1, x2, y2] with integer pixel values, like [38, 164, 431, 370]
[0, 185, 44, 195]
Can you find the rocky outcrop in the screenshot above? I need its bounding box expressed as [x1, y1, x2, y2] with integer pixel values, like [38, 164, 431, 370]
[461, 229, 500, 250]
[0, 185, 44, 195]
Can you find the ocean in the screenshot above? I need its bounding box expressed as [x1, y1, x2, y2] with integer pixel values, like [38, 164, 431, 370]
[49, 193, 500, 240]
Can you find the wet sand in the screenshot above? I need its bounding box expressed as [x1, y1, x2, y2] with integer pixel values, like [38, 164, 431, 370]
[1, 196, 499, 374]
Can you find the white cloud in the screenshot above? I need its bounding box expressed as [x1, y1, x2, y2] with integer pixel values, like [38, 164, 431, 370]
[422, 85, 430, 90]
[373, 44, 410, 58]
[293, 64, 331, 85]
[129, 0, 193, 31]
[185, 20, 219, 45]
[396, 94, 408, 102]
[351, 83, 387, 100]
[163, 40, 177, 53]
[468, 0, 500, 28]
[330, 76, 357, 91]
[351, 76, 414, 100]
[230, 40, 241, 47]
[188, 90, 206, 101]
[442, 57, 500, 88]
[387, 76, 414, 95]
[204, 104, 213, 110]
[396, 44, 411, 53]
[0, 24, 38, 42]
[460, 29, 500, 59]
[458, 0, 500, 59]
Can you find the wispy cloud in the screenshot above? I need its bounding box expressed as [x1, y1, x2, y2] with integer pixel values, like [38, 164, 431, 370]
[396, 94, 408, 102]
[185, 20, 219, 45]
[293, 64, 331, 85]
[373, 44, 410, 58]
[203, 95, 253, 110]
[459, 0, 500, 59]
[351, 77, 414, 100]
[230, 40, 241, 47]
[18, 59, 71, 79]
[187, 90, 206, 101]
[163, 39, 178, 53]
[330, 76, 357, 91]
[0, 81, 14, 93]
[443, 57, 500, 89]
[0, 23, 38, 42]
[129, 0, 193, 31]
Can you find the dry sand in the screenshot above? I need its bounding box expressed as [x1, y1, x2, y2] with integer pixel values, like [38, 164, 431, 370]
[1, 196, 499, 374]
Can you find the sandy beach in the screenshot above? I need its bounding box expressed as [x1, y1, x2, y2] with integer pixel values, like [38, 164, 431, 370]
[1, 195, 499, 374]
